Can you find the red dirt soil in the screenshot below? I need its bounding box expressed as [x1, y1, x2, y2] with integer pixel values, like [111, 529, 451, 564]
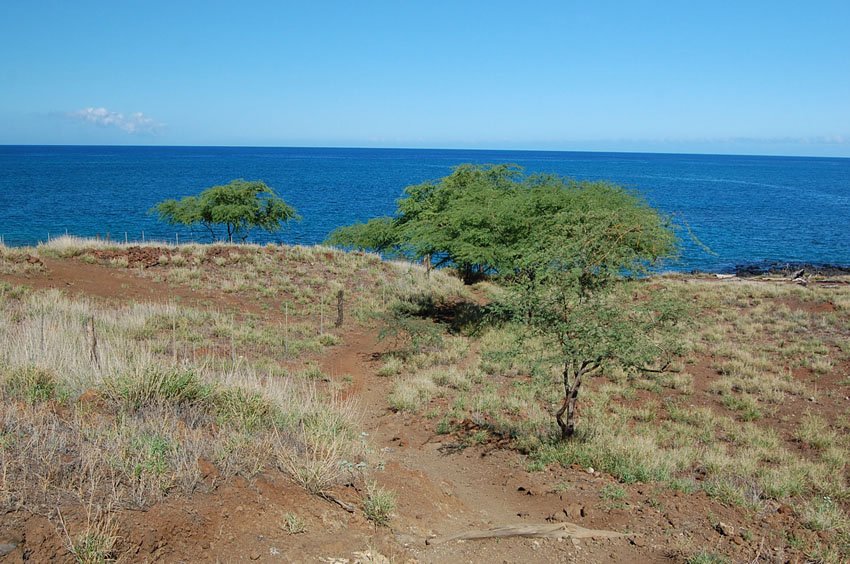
[0, 257, 841, 563]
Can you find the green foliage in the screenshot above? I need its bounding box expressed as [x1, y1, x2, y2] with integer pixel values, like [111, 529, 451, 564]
[686, 552, 729, 564]
[328, 163, 684, 439]
[108, 367, 212, 411]
[326, 163, 681, 284]
[498, 179, 684, 438]
[325, 217, 401, 255]
[600, 484, 627, 500]
[152, 179, 299, 242]
[213, 387, 274, 431]
[2, 365, 60, 403]
[326, 164, 526, 281]
[130, 433, 173, 479]
[362, 482, 396, 526]
[377, 301, 444, 356]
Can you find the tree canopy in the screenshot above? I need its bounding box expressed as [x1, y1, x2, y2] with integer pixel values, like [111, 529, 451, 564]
[328, 163, 685, 438]
[152, 179, 299, 242]
[501, 184, 684, 438]
[326, 164, 678, 283]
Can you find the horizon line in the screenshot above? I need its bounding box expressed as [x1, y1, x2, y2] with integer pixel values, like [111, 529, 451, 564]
[1, 143, 848, 161]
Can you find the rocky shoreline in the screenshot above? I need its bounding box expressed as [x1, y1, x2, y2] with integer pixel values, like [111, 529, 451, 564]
[731, 261, 850, 278]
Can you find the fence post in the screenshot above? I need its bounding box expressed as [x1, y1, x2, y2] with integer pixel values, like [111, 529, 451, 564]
[335, 289, 344, 328]
[86, 316, 100, 369]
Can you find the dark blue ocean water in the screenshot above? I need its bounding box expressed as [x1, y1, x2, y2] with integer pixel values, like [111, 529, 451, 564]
[1, 145, 848, 272]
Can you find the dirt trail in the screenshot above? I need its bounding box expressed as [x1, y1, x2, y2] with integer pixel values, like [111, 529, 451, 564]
[1, 258, 267, 316]
[318, 331, 677, 563]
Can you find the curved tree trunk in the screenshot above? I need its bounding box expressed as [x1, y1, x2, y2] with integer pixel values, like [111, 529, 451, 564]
[555, 361, 590, 440]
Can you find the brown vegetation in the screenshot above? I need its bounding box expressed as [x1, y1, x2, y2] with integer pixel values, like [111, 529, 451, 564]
[0, 238, 847, 563]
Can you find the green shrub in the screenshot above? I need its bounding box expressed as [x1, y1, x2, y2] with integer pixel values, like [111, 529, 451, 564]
[2, 365, 60, 403]
[108, 367, 212, 410]
[363, 482, 396, 526]
[213, 387, 274, 431]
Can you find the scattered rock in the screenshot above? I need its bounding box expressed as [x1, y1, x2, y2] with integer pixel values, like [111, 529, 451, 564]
[0, 540, 19, 557]
[197, 458, 219, 482]
[393, 533, 418, 548]
[716, 522, 735, 536]
[777, 504, 793, 515]
[586, 467, 595, 474]
[629, 536, 646, 547]
[351, 551, 390, 564]
[563, 504, 585, 519]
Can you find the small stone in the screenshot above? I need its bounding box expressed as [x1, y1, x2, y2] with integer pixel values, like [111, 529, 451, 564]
[249, 551, 261, 560]
[716, 522, 735, 536]
[0, 541, 19, 557]
[630, 536, 646, 547]
[563, 503, 584, 519]
[807, 396, 815, 402]
[586, 467, 595, 474]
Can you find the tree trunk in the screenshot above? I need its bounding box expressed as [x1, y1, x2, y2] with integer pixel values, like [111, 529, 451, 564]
[555, 361, 588, 440]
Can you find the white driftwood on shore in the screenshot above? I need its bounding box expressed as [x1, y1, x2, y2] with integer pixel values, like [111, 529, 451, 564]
[425, 522, 628, 545]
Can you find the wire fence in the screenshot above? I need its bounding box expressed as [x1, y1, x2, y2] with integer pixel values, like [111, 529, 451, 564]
[0, 228, 304, 248]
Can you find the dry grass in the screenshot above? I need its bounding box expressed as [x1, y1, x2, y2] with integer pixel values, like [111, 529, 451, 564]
[0, 285, 363, 514]
[0, 244, 44, 275]
[397, 275, 850, 558]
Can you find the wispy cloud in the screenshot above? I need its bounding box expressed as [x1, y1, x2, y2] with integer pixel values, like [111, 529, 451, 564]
[68, 107, 164, 134]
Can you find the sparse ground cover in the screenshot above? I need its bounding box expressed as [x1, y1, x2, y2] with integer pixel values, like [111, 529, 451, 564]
[382, 274, 850, 561]
[0, 238, 848, 562]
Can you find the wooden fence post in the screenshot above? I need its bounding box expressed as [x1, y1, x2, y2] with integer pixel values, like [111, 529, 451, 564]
[335, 290, 344, 328]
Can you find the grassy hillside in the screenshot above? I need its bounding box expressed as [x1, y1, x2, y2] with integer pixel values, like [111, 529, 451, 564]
[1, 238, 847, 563]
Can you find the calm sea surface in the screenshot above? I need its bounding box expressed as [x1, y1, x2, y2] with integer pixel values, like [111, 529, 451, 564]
[1, 145, 848, 272]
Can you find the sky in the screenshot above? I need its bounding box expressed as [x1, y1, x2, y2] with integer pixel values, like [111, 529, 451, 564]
[1, 1, 849, 156]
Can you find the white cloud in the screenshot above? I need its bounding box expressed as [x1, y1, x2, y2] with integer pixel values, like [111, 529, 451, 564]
[69, 107, 164, 134]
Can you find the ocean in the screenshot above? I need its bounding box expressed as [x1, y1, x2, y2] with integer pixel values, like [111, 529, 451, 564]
[1, 145, 848, 273]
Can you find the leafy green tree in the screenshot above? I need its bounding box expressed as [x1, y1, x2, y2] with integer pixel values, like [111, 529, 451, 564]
[394, 164, 524, 282]
[152, 179, 299, 242]
[325, 217, 403, 256]
[328, 163, 686, 438]
[503, 182, 684, 439]
[327, 164, 532, 283]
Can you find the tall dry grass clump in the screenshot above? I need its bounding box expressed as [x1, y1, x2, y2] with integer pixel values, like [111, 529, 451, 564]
[0, 286, 363, 513]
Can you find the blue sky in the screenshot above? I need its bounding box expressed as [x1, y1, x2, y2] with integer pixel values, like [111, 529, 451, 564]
[1, 1, 848, 156]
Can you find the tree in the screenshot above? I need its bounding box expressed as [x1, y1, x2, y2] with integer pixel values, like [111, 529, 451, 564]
[152, 179, 299, 242]
[325, 217, 403, 256]
[326, 164, 535, 283]
[328, 164, 685, 438]
[502, 182, 684, 439]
